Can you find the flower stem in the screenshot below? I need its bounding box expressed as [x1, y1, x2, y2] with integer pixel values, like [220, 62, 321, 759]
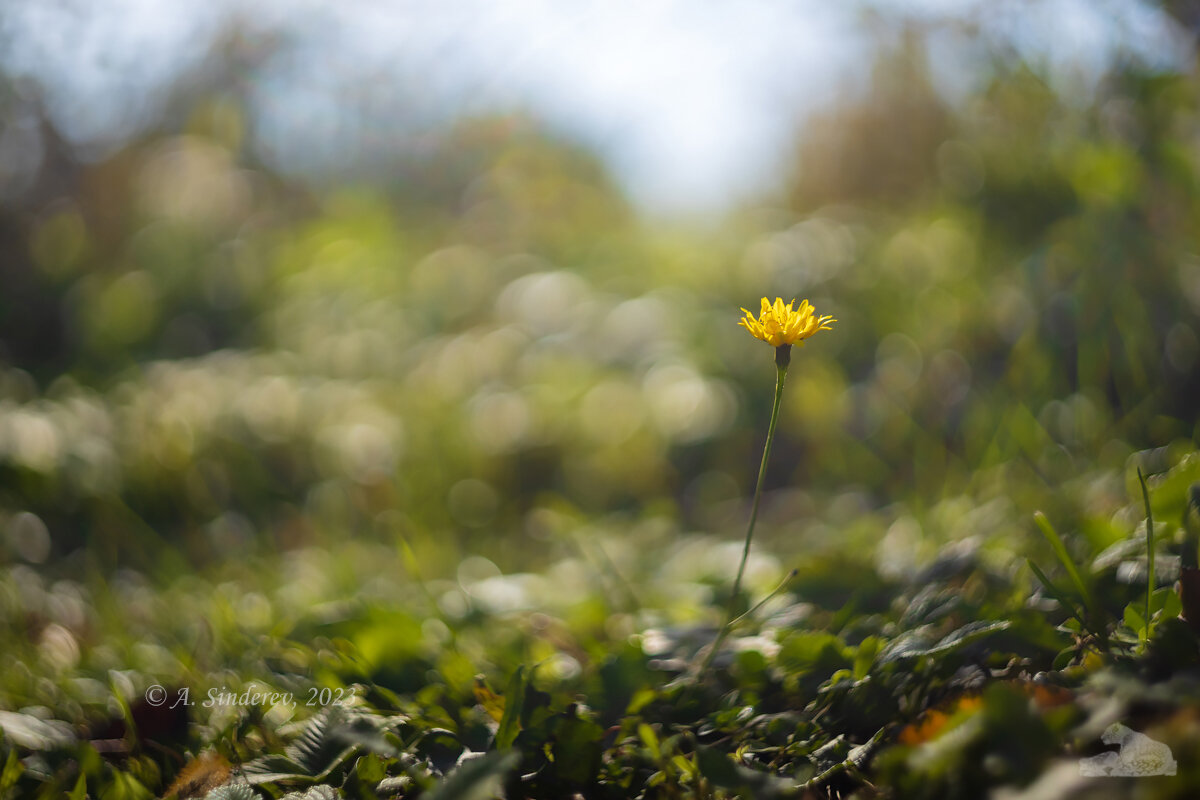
[699, 358, 788, 673]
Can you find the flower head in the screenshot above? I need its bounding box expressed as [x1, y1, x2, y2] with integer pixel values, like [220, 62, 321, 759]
[738, 297, 835, 348]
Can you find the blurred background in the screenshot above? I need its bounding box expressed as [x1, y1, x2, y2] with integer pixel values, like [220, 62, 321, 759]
[1, 0, 1200, 686]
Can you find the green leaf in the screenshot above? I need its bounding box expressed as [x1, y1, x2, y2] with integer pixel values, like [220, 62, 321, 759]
[423, 750, 519, 800]
[1124, 604, 1145, 635]
[245, 707, 405, 786]
[778, 631, 848, 671]
[853, 636, 882, 679]
[637, 723, 661, 761]
[878, 629, 937, 663]
[1052, 647, 1077, 670]
[202, 784, 259, 800]
[1146, 617, 1200, 671]
[100, 772, 154, 800]
[242, 754, 314, 786]
[354, 753, 385, 785]
[550, 712, 605, 785]
[1139, 466, 1156, 637]
[1027, 560, 1086, 626]
[695, 747, 793, 798]
[495, 666, 527, 749]
[1033, 511, 1094, 614]
[68, 772, 87, 800]
[280, 788, 341, 800]
[0, 749, 24, 793]
[695, 746, 741, 788]
[880, 621, 1010, 663]
[374, 776, 412, 796]
[1183, 482, 1200, 569]
[1159, 587, 1183, 621]
[670, 755, 696, 779]
[340, 753, 387, 800]
[287, 708, 352, 775]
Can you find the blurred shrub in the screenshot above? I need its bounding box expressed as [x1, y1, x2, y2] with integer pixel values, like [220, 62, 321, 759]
[0, 22, 1196, 583]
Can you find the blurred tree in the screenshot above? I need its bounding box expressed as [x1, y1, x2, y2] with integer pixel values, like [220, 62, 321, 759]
[786, 29, 950, 212]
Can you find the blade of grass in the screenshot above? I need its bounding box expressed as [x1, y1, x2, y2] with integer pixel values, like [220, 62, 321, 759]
[1033, 511, 1094, 616]
[495, 666, 527, 749]
[1027, 559, 1087, 630]
[1138, 467, 1154, 634]
[727, 569, 797, 629]
[1181, 483, 1200, 569]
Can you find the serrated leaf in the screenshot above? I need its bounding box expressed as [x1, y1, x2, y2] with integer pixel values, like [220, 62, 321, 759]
[900, 586, 961, 626]
[287, 708, 350, 775]
[375, 775, 412, 795]
[246, 707, 405, 786]
[202, 783, 259, 800]
[280, 787, 342, 800]
[880, 621, 1010, 663]
[423, 750, 519, 800]
[331, 726, 401, 761]
[242, 754, 314, 786]
[926, 621, 1011, 657]
[878, 628, 936, 663]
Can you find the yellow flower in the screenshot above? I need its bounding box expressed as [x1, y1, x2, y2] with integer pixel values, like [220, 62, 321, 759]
[738, 297, 835, 348]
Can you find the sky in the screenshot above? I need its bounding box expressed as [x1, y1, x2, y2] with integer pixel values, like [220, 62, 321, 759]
[0, 0, 1190, 216]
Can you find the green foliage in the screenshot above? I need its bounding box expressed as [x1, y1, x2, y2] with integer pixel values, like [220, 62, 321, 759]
[0, 750, 23, 796]
[242, 707, 406, 787]
[493, 667, 526, 750]
[423, 751, 519, 800]
[1, 13, 1200, 800]
[279, 788, 340, 800]
[202, 784, 258, 800]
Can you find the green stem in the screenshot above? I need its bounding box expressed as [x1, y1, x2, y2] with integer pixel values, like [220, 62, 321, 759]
[1139, 467, 1154, 642]
[699, 358, 788, 673]
[728, 568, 798, 629]
[731, 362, 787, 602]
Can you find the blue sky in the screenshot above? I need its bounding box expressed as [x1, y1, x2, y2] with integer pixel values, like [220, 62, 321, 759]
[0, 0, 1190, 215]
